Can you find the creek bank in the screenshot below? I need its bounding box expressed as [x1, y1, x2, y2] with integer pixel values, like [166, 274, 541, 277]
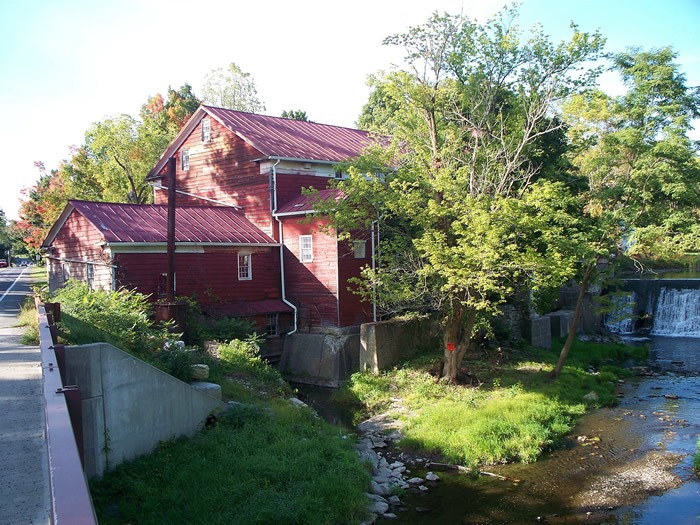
[354, 413, 445, 523]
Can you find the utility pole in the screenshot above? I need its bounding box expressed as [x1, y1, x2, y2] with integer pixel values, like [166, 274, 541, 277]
[166, 157, 176, 303]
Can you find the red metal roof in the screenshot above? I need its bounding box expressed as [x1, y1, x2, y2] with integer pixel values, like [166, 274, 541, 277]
[275, 189, 343, 216]
[205, 299, 294, 317]
[204, 106, 374, 162]
[67, 200, 276, 244]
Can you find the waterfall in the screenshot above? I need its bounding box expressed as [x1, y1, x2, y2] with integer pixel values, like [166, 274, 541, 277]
[605, 292, 637, 334]
[651, 287, 700, 338]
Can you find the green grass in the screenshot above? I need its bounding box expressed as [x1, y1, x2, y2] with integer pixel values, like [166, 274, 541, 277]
[90, 401, 370, 525]
[336, 338, 648, 467]
[694, 438, 700, 472]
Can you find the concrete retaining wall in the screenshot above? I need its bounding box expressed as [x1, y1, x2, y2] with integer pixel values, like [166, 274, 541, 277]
[279, 332, 360, 387]
[64, 343, 226, 479]
[360, 316, 437, 374]
[529, 316, 552, 349]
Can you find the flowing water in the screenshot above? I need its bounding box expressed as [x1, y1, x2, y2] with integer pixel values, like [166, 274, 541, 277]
[297, 276, 700, 523]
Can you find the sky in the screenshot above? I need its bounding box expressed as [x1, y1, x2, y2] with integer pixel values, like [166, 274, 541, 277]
[0, 0, 698, 221]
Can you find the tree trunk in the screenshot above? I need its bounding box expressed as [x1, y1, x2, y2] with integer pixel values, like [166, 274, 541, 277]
[442, 306, 477, 383]
[548, 261, 596, 380]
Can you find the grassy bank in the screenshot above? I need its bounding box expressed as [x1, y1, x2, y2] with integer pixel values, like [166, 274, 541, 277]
[24, 281, 371, 523]
[335, 339, 648, 467]
[90, 400, 370, 525]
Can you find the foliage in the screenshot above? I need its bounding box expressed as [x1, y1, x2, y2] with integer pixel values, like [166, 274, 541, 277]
[90, 401, 369, 525]
[217, 337, 281, 384]
[155, 342, 198, 382]
[204, 316, 257, 343]
[14, 84, 201, 257]
[338, 339, 646, 466]
[323, 7, 605, 381]
[13, 163, 68, 253]
[281, 109, 308, 121]
[17, 296, 40, 345]
[48, 281, 171, 356]
[548, 46, 700, 377]
[201, 62, 266, 113]
[694, 438, 700, 472]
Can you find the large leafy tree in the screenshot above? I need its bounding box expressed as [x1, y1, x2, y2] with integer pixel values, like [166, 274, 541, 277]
[322, 8, 604, 382]
[17, 84, 201, 253]
[201, 62, 266, 113]
[60, 84, 201, 205]
[548, 47, 700, 378]
[13, 162, 68, 253]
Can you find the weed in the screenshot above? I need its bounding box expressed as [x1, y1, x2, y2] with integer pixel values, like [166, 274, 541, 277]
[90, 399, 370, 524]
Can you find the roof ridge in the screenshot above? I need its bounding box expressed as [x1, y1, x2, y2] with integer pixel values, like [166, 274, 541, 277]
[202, 105, 368, 133]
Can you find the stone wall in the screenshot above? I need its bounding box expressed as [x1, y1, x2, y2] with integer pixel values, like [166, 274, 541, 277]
[63, 343, 225, 479]
[279, 330, 361, 387]
[360, 316, 437, 374]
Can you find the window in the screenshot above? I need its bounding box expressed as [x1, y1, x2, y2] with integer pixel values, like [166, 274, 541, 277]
[238, 253, 252, 280]
[201, 118, 211, 142]
[181, 149, 190, 170]
[86, 263, 94, 289]
[266, 313, 279, 337]
[299, 235, 313, 262]
[353, 240, 366, 259]
[157, 272, 176, 296]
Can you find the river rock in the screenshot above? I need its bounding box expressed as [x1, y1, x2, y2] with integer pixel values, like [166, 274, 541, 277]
[583, 391, 599, 402]
[418, 485, 429, 491]
[288, 397, 309, 409]
[374, 467, 394, 483]
[371, 480, 392, 496]
[664, 394, 679, 400]
[388, 495, 402, 506]
[190, 363, 209, 380]
[383, 513, 398, 519]
[425, 471, 440, 481]
[407, 477, 424, 485]
[366, 493, 388, 505]
[370, 435, 387, 448]
[190, 381, 222, 400]
[368, 500, 389, 515]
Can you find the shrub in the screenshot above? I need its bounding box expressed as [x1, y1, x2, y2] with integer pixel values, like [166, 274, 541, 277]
[204, 316, 257, 343]
[49, 281, 171, 355]
[218, 336, 282, 384]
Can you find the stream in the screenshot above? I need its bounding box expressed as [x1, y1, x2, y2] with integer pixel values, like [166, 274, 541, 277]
[296, 278, 700, 524]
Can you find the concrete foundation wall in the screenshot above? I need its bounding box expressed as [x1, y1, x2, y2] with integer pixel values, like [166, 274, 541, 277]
[546, 310, 583, 339]
[64, 343, 226, 479]
[530, 316, 552, 349]
[279, 332, 360, 387]
[360, 316, 436, 374]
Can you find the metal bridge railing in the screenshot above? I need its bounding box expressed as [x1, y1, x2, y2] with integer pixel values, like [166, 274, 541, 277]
[37, 301, 97, 524]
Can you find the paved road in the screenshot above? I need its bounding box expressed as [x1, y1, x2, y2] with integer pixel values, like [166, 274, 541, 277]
[0, 267, 50, 524]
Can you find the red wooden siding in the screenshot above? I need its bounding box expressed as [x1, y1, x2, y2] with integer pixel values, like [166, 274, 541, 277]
[153, 118, 273, 235]
[282, 217, 339, 328]
[337, 236, 373, 326]
[47, 211, 112, 291]
[275, 172, 334, 209]
[113, 248, 281, 305]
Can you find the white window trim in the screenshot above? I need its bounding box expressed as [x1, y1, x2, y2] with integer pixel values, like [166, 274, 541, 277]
[266, 313, 279, 337]
[299, 235, 313, 263]
[202, 118, 211, 143]
[181, 149, 190, 171]
[86, 263, 94, 289]
[238, 253, 252, 280]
